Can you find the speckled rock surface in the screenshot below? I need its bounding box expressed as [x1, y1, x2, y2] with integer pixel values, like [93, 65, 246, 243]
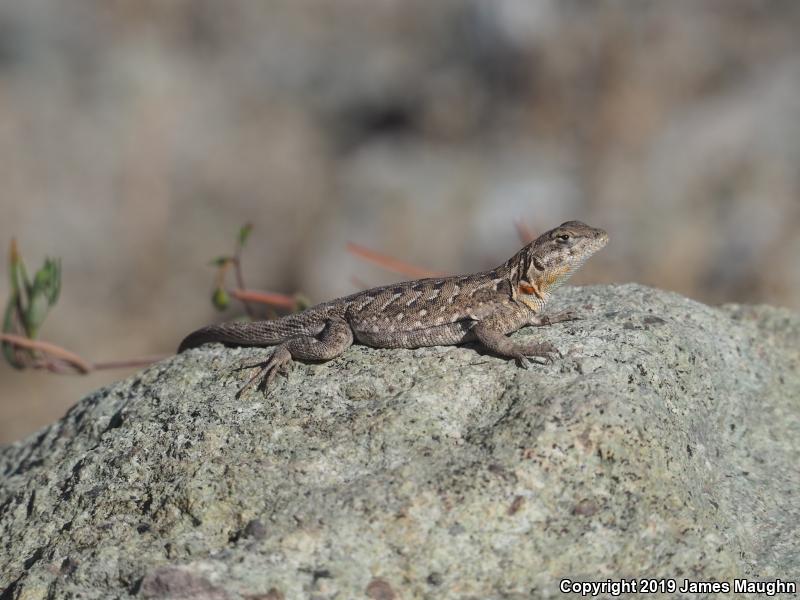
[1, 284, 798, 599]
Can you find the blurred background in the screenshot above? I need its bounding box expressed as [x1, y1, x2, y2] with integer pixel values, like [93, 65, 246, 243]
[1, 0, 799, 444]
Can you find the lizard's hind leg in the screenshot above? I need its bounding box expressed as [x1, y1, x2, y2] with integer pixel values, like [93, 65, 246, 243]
[236, 317, 354, 397]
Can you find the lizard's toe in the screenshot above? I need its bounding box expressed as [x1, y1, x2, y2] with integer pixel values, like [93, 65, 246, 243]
[277, 360, 292, 377]
[259, 348, 293, 396]
[235, 346, 294, 398]
[515, 341, 559, 366]
[542, 310, 581, 325]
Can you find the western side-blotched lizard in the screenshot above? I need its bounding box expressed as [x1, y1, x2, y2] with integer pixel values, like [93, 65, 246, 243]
[179, 221, 608, 394]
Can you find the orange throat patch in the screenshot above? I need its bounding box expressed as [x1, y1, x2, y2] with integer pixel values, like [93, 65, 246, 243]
[517, 280, 547, 313]
[518, 281, 544, 300]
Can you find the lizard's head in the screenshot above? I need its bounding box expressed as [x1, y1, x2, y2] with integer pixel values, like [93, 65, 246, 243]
[513, 220, 608, 302]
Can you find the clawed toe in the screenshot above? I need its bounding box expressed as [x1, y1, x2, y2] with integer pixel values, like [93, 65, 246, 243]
[543, 310, 580, 325]
[513, 342, 559, 368]
[234, 347, 293, 398]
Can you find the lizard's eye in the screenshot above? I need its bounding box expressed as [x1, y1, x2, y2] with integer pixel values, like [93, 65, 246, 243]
[556, 234, 570, 243]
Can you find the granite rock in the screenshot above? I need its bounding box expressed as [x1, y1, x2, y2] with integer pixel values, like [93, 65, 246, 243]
[1, 284, 798, 599]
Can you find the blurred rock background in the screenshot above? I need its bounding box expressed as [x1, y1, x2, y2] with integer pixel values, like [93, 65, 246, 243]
[1, 0, 798, 443]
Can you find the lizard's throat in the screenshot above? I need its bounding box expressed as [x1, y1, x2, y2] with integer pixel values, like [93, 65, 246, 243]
[517, 280, 549, 312]
[538, 264, 579, 294]
[519, 294, 547, 313]
[517, 263, 579, 309]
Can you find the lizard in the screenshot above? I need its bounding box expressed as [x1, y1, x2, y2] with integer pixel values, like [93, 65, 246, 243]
[178, 220, 608, 395]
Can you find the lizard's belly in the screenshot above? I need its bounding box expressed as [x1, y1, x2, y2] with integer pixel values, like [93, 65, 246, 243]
[353, 321, 475, 349]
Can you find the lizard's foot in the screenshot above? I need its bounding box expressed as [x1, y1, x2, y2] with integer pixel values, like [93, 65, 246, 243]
[533, 310, 580, 327]
[234, 346, 293, 398]
[513, 341, 559, 368]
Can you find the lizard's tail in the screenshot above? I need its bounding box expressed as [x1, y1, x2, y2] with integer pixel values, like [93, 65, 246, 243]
[177, 313, 316, 353]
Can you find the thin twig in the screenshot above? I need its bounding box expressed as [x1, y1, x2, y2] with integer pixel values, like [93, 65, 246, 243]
[5, 332, 167, 374]
[229, 288, 297, 310]
[32, 357, 81, 374]
[0, 332, 92, 374]
[346, 242, 442, 279]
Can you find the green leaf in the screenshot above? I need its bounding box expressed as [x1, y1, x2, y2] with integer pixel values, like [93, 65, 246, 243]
[8, 239, 22, 295]
[209, 256, 230, 267]
[2, 242, 61, 366]
[21, 261, 32, 300]
[23, 257, 62, 338]
[212, 286, 230, 311]
[2, 294, 24, 368]
[38, 257, 61, 305]
[238, 223, 254, 248]
[10, 240, 33, 302]
[293, 293, 311, 312]
[3, 240, 25, 368]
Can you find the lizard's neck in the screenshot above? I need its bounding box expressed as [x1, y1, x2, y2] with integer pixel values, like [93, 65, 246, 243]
[499, 247, 587, 312]
[497, 250, 551, 313]
[517, 278, 550, 312]
[497, 248, 527, 285]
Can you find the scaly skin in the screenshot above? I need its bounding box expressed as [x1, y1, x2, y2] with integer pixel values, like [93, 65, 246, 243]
[179, 221, 609, 395]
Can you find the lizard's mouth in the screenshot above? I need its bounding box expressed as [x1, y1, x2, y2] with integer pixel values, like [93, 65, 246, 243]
[545, 235, 607, 292]
[581, 230, 609, 259]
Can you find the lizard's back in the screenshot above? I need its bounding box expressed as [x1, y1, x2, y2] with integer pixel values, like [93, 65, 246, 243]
[326, 270, 523, 348]
[179, 270, 520, 352]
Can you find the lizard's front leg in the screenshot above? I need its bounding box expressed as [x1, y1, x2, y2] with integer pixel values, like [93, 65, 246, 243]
[471, 320, 558, 369]
[237, 316, 354, 397]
